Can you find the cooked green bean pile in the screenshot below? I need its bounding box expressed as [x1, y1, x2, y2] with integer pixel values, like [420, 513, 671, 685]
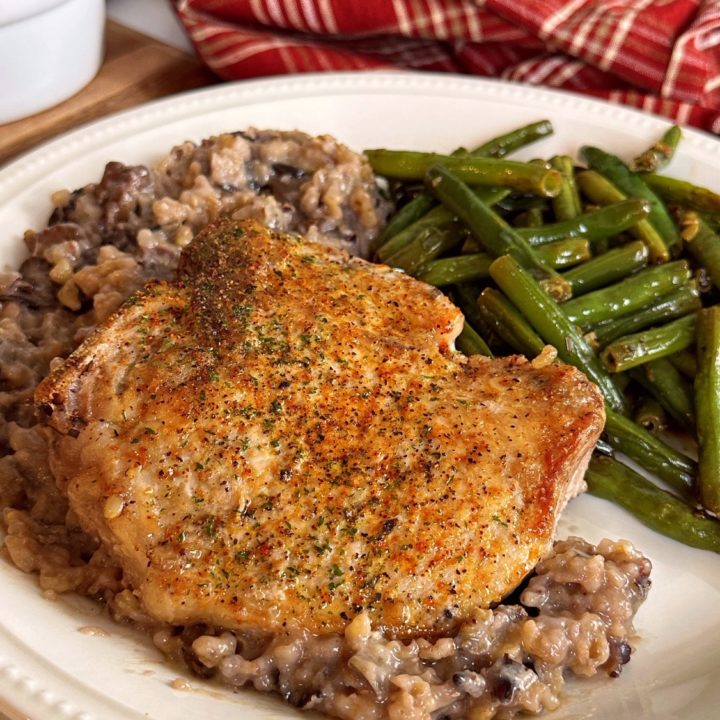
[366, 121, 720, 553]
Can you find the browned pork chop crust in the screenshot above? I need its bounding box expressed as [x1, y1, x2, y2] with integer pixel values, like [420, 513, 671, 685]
[36, 219, 605, 638]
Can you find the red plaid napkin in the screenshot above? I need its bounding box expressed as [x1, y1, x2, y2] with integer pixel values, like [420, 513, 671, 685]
[174, 0, 720, 133]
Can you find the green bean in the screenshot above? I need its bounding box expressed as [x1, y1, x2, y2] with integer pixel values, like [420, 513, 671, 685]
[456, 322, 493, 357]
[371, 122, 550, 253]
[366, 151, 563, 196]
[426, 165, 572, 301]
[513, 206, 545, 228]
[581, 146, 681, 257]
[575, 169, 671, 262]
[496, 194, 548, 213]
[636, 358, 695, 429]
[586, 455, 720, 553]
[471, 120, 554, 159]
[529, 158, 552, 169]
[603, 408, 696, 495]
[593, 237, 610, 256]
[562, 240, 649, 296]
[601, 314, 696, 373]
[591, 284, 701, 348]
[415, 254, 493, 286]
[370, 193, 436, 254]
[376, 187, 509, 262]
[696, 307, 720, 513]
[631, 125, 682, 173]
[681, 215, 720, 291]
[376, 205, 452, 262]
[469, 187, 513, 207]
[514, 199, 651, 246]
[576, 169, 627, 206]
[452, 283, 495, 343]
[477, 288, 546, 358]
[644, 174, 720, 214]
[489, 255, 627, 412]
[534, 238, 591, 269]
[417, 239, 588, 285]
[561, 260, 691, 327]
[669, 349, 698, 379]
[549, 155, 582, 221]
[634, 397, 668, 434]
[384, 225, 464, 275]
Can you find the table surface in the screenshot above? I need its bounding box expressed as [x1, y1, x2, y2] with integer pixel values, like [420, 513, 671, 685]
[0, 18, 217, 167]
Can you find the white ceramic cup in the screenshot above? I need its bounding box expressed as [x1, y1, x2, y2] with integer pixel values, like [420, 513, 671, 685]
[0, 0, 105, 124]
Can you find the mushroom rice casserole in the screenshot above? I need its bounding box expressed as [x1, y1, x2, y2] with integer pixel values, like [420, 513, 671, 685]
[0, 128, 651, 720]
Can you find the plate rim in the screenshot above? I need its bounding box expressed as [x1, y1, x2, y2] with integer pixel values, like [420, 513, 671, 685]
[3, 71, 720, 195]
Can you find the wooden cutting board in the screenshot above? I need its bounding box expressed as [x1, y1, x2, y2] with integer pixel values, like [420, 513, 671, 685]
[0, 20, 218, 167]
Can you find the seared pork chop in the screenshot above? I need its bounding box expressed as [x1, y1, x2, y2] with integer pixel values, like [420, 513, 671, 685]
[37, 219, 604, 638]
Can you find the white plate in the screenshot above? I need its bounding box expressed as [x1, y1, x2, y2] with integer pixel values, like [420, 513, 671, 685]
[1, 72, 719, 720]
